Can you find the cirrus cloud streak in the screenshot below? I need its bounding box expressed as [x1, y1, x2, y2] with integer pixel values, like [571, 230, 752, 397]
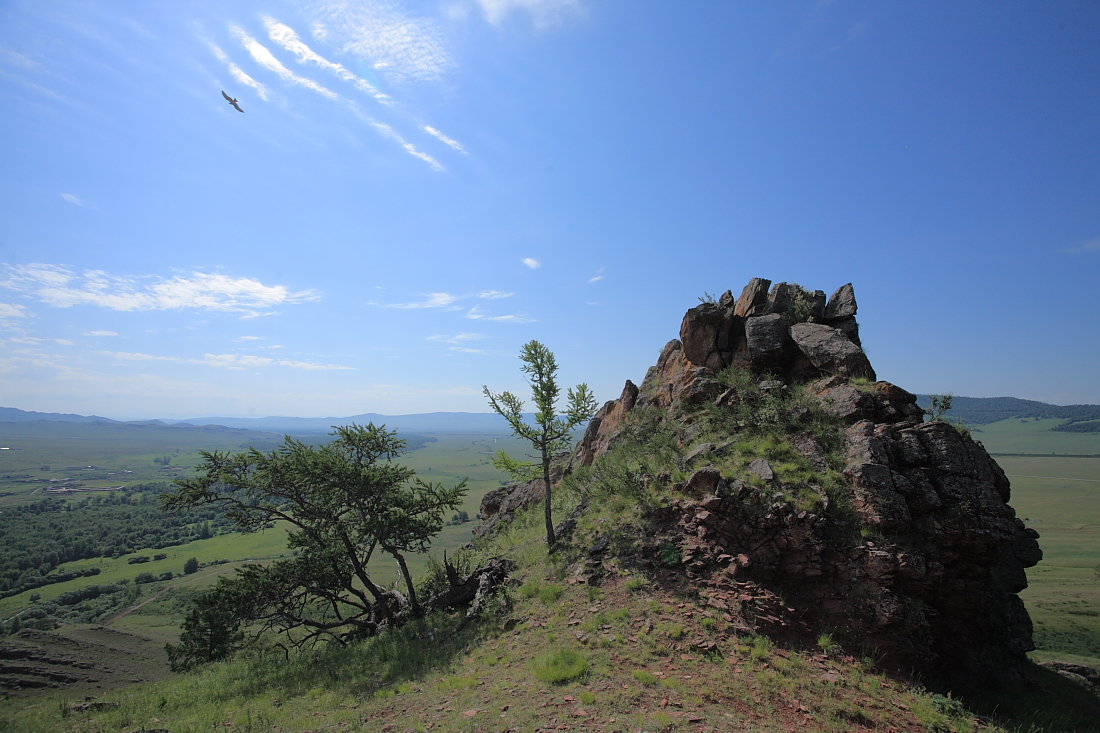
[106, 350, 353, 371]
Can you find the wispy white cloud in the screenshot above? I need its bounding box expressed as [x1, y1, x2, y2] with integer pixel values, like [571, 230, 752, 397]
[83, 330, 117, 337]
[263, 16, 390, 104]
[369, 119, 443, 171]
[522, 257, 541, 269]
[0, 48, 41, 71]
[0, 303, 28, 319]
[380, 292, 458, 309]
[466, 305, 534, 323]
[0, 65, 64, 101]
[423, 125, 466, 154]
[8, 336, 74, 346]
[107, 351, 353, 371]
[588, 267, 605, 283]
[235, 335, 262, 341]
[232, 26, 337, 99]
[427, 332, 486, 345]
[478, 290, 514, 299]
[209, 43, 269, 101]
[310, 0, 453, 84]
[476, 0, 584, 28]
[59, 193, 83, 206]
[427, 333, 489, 353]
[1064, 239, 1100, 254]
[0, 264, 318, 315]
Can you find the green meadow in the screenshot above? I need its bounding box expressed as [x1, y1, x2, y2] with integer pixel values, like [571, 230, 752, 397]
[970, 417, 1100, 455]
[973, 420, 1100, 666]
[0, 421, 286, 505]
[0, 430, 527, 636]
[997, 455, 1100, 664]
[2, 414, 1098, 714]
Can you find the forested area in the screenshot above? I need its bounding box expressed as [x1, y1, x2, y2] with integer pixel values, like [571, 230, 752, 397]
[0, 484, 233, 598]
[1052, 420, 1100, 433]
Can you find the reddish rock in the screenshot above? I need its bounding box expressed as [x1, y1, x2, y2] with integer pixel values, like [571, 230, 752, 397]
[734, 277, 771, 317]
[790, 322, 876, 380]
[824, 282, 858, 321]
[679, 302, 743, 370]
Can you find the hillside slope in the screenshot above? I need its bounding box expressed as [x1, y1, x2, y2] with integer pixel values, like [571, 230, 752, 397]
[3, 279, 1098, 732]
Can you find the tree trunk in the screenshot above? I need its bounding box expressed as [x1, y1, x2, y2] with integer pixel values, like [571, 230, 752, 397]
[542, 446, 556, 551]
[393, 550, 420, 616]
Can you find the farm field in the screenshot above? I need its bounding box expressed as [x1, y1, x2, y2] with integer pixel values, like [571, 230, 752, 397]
[970, 421, 1100, 665]
[998, 455, 1100, 665]
[0, 421, 287, 506]
[970, 417, 1100, 455]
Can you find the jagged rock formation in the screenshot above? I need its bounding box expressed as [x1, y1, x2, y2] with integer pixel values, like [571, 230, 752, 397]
[479, 278, 1041, 689]
[565, 278, 1043, 688]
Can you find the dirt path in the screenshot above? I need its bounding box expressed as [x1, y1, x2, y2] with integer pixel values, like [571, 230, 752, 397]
[103, 567, 223, 625]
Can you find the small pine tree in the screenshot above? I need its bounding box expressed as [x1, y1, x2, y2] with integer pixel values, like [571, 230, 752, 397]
[484, 340, 596, 550]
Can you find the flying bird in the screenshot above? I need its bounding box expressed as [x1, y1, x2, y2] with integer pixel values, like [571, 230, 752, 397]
[221, 90, 244, 113]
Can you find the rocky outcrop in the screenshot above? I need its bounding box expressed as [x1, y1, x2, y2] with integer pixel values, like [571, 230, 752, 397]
[476, 456, 570, 540]
[567, 278, 1041, 689]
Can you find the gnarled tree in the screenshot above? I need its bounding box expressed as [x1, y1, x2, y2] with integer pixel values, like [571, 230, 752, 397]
[162, 424, 465, 667]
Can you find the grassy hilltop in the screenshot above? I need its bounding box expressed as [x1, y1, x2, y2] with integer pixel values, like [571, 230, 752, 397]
[0, 403, 1098, 732]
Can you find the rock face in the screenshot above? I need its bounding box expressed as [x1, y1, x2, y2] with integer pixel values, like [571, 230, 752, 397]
[565, 278, 1041, 689]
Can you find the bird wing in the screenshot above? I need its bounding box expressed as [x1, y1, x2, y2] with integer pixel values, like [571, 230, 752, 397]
[231, 100, 245, 113]
[221, 90, 232, 102]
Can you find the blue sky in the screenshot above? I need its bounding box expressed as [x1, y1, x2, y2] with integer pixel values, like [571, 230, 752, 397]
[1, 0, 1097, 420]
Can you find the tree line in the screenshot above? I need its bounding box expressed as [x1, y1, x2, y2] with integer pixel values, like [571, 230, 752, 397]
[0, 485, 232, 598]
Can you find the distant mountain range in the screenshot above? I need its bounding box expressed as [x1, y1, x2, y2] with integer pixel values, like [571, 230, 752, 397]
[0, 407, 120, 424]
[0, 407, 516, 434]
[169, 412, 517, 434]
[4, 396, 1099, 435]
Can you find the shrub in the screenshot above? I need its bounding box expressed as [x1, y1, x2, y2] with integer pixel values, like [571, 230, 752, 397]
[533, 649, 589, 684]
[563, 407, 679, 507]
[657, 540, 681, 567]
[749, 635, 773, 661]
[537, 585, 564, 604]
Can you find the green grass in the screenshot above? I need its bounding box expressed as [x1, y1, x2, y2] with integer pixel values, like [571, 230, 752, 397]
[3, 410, 1100, 731]
[997, 455, 1100, 664]
[4, 496, 1097, 733]
[0, 526, 290, 621]
[532, 649, 589, 684]
[537, 584, 565, 604]
[971, 418, 1100, 455]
